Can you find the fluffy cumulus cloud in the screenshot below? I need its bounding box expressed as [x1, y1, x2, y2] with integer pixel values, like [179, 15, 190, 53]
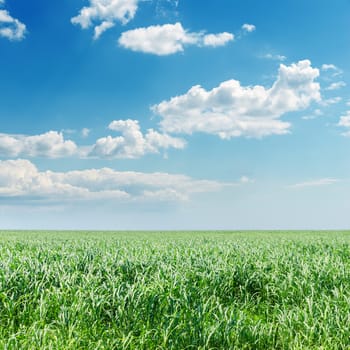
[338, 111, 350, 136]
[118, 22, 234, 55]
[0, 1, 26, 41]
[0, 131, 78, 158]
[71, 0, 139, 39]
[89, 119, 186, 158]
[0, 159, 234, 202]
[152, 60, 321, 139]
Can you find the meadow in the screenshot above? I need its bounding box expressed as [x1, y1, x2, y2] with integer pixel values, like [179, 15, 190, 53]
[0, 230, 350, 349]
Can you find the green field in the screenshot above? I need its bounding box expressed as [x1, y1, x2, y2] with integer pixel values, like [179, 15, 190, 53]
[1, 231, 350, 349]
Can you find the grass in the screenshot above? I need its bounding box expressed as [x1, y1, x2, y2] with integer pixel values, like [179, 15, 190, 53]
[0, 230, 350, 349]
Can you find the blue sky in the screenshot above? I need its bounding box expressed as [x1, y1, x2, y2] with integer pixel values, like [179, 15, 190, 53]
[0, 0, 349, 229]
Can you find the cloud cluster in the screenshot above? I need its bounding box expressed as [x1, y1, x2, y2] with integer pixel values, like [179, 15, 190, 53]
[71, 0, 139, 39]
[89, 119, 186, 158]
[153, 60, 321, 138]
[0, 159, 234, 202]
[0, 131, 77, 158]
[0, 121, 185, 160]
[118, 22, 234, 55]
[0, 61, 322, 159]
[0, 1, 26, 41]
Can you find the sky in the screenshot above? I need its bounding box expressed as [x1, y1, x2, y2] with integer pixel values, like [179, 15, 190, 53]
[0, 0, 350, 230]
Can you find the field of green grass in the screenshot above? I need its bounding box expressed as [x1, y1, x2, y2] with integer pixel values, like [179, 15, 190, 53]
[1, 231, 350, 349]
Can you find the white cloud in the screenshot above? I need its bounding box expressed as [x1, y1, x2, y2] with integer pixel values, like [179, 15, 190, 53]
[71, 0, 139, 38]
[338, 113, 350, 127]
[118, 22, 234, 55]
[118, 22, 197, 55]
[81, 128, 91, 138]
[302, 109, 324, 120]
[242, 23, 256, 32]
[290, 178, 339, 188]
[144, 128, 186, 152]
[262, 53, 286, 61]
[319, 96, 342, 107]
[239, 176, 254, 184]
[0, 4, 26, 41]
[62, 128, 76, 135]
[93, 20, 115, 40]
[322, 64, 337, 71]
[88, 119, 186, 158]
[0, 131, 77, 158]
[325, 81, 346, 91]
[203, 32, 234, 47]
[337, 111, 350, 136]
[321, 64, 343, 81]
[0, 121, 186, 160]
[153, 60, 320, 139]
[0, 159, 234, 202]
[321, 63, 343, 76]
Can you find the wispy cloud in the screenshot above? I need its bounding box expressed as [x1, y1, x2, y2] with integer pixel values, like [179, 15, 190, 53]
[81, 128, 90, 138]
[290, 178, 339, 188]
[337, 111, 350, 136]
[261, 53, 287, 61]
[325, 81, 346, 91]
[318, 96, 342, 107]
[321, 63, 343, 77]
[302, 109, 324, 120]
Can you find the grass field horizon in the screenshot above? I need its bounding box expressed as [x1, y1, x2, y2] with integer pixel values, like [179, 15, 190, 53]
[1, 230, 350, 349]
